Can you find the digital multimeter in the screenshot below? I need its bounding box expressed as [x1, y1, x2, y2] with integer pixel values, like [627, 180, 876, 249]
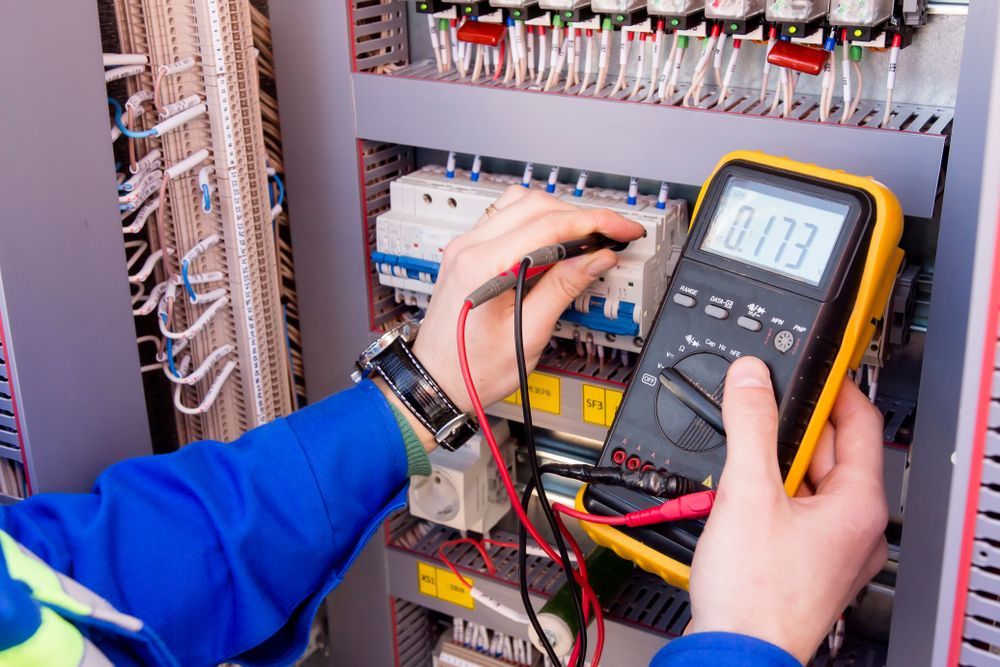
[578, 151, 904, 589]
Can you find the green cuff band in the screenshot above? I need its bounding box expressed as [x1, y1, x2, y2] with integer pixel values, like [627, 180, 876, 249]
[388, 404, 432, 477]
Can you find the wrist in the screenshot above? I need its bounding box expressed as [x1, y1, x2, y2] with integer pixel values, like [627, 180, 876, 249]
[373, 377, 437, 453]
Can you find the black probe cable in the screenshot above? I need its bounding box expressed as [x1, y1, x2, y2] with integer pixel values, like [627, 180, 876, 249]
[514, 257, 589, 667]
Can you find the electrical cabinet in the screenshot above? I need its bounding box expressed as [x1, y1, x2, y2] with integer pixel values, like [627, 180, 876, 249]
[267, 1, 1000, 665]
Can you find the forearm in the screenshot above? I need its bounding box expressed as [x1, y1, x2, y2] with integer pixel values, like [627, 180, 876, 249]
[0, 380, 413, 666]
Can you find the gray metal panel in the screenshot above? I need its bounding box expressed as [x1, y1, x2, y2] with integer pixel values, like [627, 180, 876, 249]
[888, 1, 1000, 664]
[0, 3, 151, 493]
[353, 73, 947, 217]
[268, 4, 398, 666]
[386, 546, 671, 664]
[269, 1, 371, 400]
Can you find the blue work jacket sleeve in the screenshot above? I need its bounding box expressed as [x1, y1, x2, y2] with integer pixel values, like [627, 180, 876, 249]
[651, 632, 802, 667]
[0, 380, 410, 667]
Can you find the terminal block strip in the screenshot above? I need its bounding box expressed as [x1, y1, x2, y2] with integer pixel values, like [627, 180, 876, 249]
[113, 0, 291, 441]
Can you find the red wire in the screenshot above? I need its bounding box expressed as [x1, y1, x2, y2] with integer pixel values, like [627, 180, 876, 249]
[494, 38, 507, 80]
[457, 299, 602, 665]
[551, 504, 627, 525]
[457, 300, 565, 563]
[439, 537, 498, 588]
[556, 513, 605, 667]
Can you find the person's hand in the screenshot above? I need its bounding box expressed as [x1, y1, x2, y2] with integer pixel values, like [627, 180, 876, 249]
[402, 186, 643, 443]
[688, 357, 889, 664]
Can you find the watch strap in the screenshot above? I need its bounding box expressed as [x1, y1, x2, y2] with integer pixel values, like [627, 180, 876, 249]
[369, 337, 478, 451]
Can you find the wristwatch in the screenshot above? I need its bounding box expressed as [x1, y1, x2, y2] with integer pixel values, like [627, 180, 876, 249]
[352, 320, 478, 451]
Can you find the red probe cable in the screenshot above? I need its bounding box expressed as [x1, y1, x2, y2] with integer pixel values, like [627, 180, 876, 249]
[458, 300, 604, 664]
[552, 490, 716, 527]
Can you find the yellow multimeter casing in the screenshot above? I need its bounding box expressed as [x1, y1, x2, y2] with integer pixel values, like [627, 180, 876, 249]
[578, 151, 904, 589]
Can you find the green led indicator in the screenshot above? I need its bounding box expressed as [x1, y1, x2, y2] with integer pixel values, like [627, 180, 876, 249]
[730, 22, 738, 31]
[514, 9, 521, 16]
[465, 6, 473, 13]
[788, 25, 797, 34]
[853, 28, 863, 37]
[419, 2, 427, 8]
[565, 11, 573, 18]
[670, 18, 679, 26]
[617, 14, 625, 21]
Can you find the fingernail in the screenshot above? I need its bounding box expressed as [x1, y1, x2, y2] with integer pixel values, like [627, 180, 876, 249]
[729, 357, 771, 388]
[585, 252, 617, 278]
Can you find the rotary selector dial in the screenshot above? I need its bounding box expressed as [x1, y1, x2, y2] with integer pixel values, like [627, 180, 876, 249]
[655, 352, 730, 453]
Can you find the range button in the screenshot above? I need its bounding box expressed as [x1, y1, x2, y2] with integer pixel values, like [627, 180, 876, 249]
[737, 316, 763, 332]
[673, 293, 696, 308]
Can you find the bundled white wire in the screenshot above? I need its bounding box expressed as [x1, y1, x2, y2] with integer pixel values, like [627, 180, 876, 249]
[122, 198, 160, 235]
[784, 68, 795, 118]
[165, 344, 234, 386]
[654, 32, 677, 101]
[578, 30, 595, 95]
[128, 249, 165, 284]
[593, 27, 611, 96]
[124, 241, 148, 273]
[840, 42, 853, 124]
[172, 354, 237, 416]
[759, 35, 777, 105]
[136, 336, 163, 373]
[645, 25, 664, 102]
[544, 25, 565, 91]
[628, 33, 648, 100]
[715, 39, 742, 109]
[867, 365, 879, 402]
[472, 44, 485, 83]
[526, 26, 536, 80]
[848, 60, 863, 119]
[535, 26, 549, 87]
[713, 32, 728, 88]
[450, 21, 461, 76]
[881, 42, 900, 128]
[515, 20, 528, 86]
[665, 37, 687, 101]
[609, 32, 632, 98]
[158, 288, 229, 340]
[134, 281, 168, 316]
[563, 27, 577, 92]
[682, 32, 719, 107]
[819, 50, 836, 122]
[503, 33, 515, 85]
[440, 22, 452, 72]
[452, 618, 464, 644]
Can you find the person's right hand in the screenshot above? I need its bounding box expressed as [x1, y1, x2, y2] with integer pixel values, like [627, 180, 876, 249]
[687, 357, 889, 664]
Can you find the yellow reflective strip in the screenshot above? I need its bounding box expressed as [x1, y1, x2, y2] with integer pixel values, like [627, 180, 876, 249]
[0, 532, 90, 615]
[0, 607, 85, 666]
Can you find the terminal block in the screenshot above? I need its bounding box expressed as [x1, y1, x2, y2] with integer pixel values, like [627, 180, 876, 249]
[648, 0, 705, 30]
[765, 0, 830, 38]
[705, 0, 766, 34]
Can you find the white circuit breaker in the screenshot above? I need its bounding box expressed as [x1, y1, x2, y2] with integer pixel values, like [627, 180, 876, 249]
[408, 420, 516, 535]
[373, 166, 688, 351]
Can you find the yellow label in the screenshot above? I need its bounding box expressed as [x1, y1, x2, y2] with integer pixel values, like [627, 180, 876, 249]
[503, 390, 521, 405]
[417, 563, 474, 609]
[418, 562, 438, 596]
[582, 385, 606, 426]
[527, 373, 560, 414]
[604, 389, 623, 427]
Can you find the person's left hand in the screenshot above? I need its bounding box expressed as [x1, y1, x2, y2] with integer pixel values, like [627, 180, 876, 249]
[406, 186, 643, 439]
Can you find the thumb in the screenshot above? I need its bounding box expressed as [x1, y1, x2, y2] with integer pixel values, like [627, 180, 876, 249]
[718, 357, 784, 495]
[520, 249, 618, 349]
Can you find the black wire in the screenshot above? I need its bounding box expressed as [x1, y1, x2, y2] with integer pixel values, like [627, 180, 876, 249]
[514, 257, 588, 667]
[518, 478, 563, 667]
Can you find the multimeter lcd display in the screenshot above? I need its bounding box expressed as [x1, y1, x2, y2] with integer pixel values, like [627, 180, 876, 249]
[701, 178, 851, 286]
